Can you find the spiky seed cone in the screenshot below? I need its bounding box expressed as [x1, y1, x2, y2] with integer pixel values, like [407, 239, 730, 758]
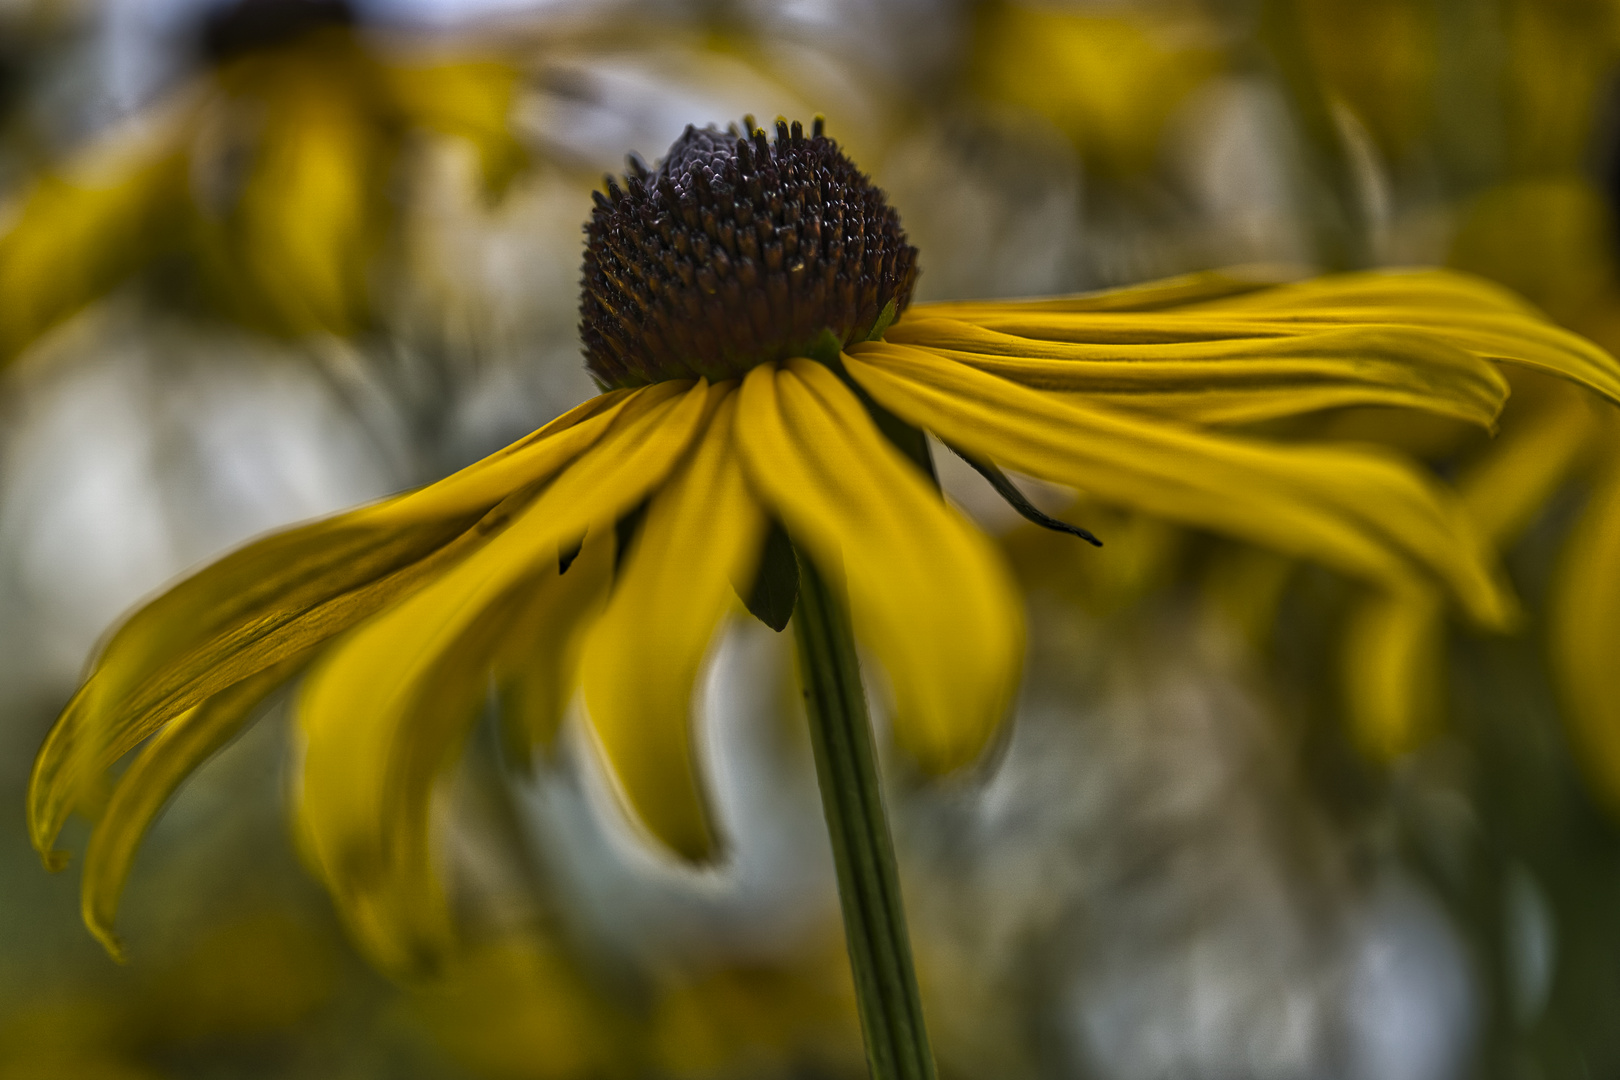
[580, 118, 919, 388]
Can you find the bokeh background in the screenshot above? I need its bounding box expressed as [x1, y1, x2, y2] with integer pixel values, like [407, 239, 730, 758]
[3, 0, 1620, 1077]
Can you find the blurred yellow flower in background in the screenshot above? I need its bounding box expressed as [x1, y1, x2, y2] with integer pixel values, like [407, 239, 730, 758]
[0, 0, 526, 363]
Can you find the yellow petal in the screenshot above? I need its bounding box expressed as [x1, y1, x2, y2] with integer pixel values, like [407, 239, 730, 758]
[1185, 269, 1620, 406]
[1341, 586, 1446, 761]
[28, 387, 656, 864]
[80, 657, 303, 960]
[296, 382, 713, 968]
[1337, 379, 1600, 765]
[300, 531, 614, 973]
[581, 388, 766, 861]
[914, 267, 1291, 319]
[909, 269, 1620, 408]
[1457, 377, 1601, 542]
[493, 546, 619, 763]
[0, 146, 188, 363]
[1550, 440, 1620, 815]
[734, 360, 1024, 773]
[1201, 543, 1295, 648]
[29, 509, 492, 866]
[886, 316, 1507, 427]
[844, 343, 1513, 628]
[1189, 268, 1545, 316]
[381, 59, 528, 197]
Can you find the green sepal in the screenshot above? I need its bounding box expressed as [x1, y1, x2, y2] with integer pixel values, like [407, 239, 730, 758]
[742, 522, 799, 631]
[826, 354, 938, 488]
[806, 327, 844, 365]
[612, 498, 651, 574]
[867, 298, 898, 341]
[946, 444, 1102, 547]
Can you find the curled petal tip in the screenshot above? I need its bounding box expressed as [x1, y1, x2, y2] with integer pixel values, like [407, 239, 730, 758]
[40, 848, 69, 873]
[90, 927, 127, 965]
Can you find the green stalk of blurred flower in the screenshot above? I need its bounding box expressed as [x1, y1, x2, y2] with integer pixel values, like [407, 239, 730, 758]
[0, 0, 527, 364]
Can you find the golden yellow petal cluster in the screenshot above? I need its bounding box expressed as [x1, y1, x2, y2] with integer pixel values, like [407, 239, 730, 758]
[29, 264, 1619, 970]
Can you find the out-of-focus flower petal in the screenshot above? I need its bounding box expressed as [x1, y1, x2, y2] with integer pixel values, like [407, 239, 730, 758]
[735, 359, 1024, 774]
[25, 388, 643, 865]
[581, 388, 766, 861]
[297, 384, 713, 970]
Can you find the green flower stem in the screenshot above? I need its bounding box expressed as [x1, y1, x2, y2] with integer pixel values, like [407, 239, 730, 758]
[792, 549, 938, 1080]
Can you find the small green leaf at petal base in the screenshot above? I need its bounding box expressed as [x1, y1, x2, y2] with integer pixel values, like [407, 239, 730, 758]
[743, 523, 799, 631]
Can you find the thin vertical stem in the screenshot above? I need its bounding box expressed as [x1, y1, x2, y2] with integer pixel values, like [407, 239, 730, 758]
[793, 549, 938, 1080]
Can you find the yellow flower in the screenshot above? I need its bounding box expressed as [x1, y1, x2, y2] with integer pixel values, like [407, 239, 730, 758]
[0, 0, 525, 361]
[28, 118, 1619, 971]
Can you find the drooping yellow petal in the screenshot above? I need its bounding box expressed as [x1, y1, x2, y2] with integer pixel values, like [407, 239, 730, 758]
[1456, 376, 1601, 541]
[493, 547, 620, 763]
[734, 360, 1024, 774]
[1341, 586, 1446, 761]
[886, 316, 1507, 427]
[1339, 377, 1602, 762]
[845, 343, 1512, 628]
[29, 509, 492, 867]
[1550, 440, 1620, 814]
[80, 658, 303, 960]
[27, 387, 659, 863]
[0, 142, 188, 363]
[297, 382, 714, 970]
[300, 532, 613, 973]
[1201, 543, 1295, 649]
[581, 388, 766, 860]
[381, 59, 528, 197]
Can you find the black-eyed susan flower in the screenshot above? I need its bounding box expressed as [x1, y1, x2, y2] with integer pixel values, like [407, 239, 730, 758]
[0, 0, 525, 361]
[28, 119, 1618, 999]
